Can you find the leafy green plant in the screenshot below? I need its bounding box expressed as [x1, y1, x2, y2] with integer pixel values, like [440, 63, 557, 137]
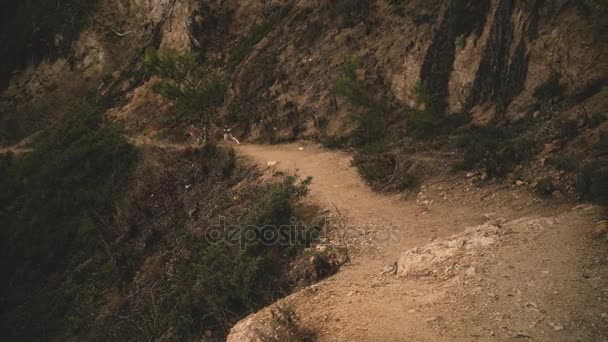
[144, 48, 227, 130]
[335, 55, 373, 107]
[0, 97, 136, 339]
[406, 82, 470, 139]
[334, 54, 386, 145]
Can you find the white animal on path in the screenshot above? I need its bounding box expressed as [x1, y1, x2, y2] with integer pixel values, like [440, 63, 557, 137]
[223, 128, 240, 144]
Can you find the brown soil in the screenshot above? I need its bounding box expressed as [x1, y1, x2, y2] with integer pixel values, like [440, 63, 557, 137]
[231, 142, 607, 342]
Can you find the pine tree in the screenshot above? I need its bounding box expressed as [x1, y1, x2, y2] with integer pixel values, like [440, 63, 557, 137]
[144, 48, 227, 141]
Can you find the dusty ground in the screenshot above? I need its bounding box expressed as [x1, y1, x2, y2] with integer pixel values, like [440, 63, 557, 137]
[231, 142, 607, 342]
[3, 135, 606, 341]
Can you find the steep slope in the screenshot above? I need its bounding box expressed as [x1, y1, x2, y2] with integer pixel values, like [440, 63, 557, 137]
[0, 0, 606, 341]
[228, 142, 607, 341]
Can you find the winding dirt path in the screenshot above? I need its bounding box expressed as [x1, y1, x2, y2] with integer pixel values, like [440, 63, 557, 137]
[231, 142, 607, 342]
[5, 133, 605, 340]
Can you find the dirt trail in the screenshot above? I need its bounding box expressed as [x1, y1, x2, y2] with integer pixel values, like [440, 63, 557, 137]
[5, 133, 605, 340]
[232, 142, 607, 342]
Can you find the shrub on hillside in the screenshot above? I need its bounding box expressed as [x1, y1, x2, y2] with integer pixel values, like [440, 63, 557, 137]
[144, 48, 227, 130]
[0, 98, 136, 339]
[406, 82, 470, 139]
[0, 99, 136, 277]
[547, 153, 578, 172]
[587, 112, 606, 128]
[108, 174, 317, 340]
[334, 54, 387, 145]
[352, 149, 418, 192]
[454, 125, 535, 177]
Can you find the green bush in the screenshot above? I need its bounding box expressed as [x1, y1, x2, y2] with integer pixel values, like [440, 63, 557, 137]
[335, 55, 373, 107]
[352, 150, 417, 192]
[388, 0, 406, 16]
[239, 176, 314, 253]
[454, 125, 535, 177]
[334, 54, 387, 145]
[320, 134, 348, 149]
[407, 82, 437, 138]
[144, 48, 227, 127]
[0, 100, 136, 275]
[406, 82, 470, 139]
[407, 109, 444, 139]
[0, 98, 136, 339]
[111, 175, 316, 340]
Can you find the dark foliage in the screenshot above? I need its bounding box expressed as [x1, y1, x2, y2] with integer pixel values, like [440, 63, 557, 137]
[0, 98, 136, 339]
[454, 125, 536, 177]
[0, 0, 97, 89]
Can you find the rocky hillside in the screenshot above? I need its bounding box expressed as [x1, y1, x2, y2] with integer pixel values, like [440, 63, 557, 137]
[0, 0, 606, 340]
[2, 0, 606, 198]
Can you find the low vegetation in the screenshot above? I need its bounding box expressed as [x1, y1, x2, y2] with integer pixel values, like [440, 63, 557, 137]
[587, 112, 606, 128]
[1, 114, 321, 340]
[333, 54, 417, 190]
[352, 149, 418, 192]
[144, 48, 227, 129]
[407, 82, 470, 139]
[334, 54, 387, 146]
[0, 96, 137, 339]
[547, 153, 578, 172]
[261, 304, 317, 341]
[453, 125, 536, 177]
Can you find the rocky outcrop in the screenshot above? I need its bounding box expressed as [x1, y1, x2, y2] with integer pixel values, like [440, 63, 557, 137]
[226, 303, 314, 342]
[396, 222, 502, 278]
[395, 216, 560, 279]
[3, 0, 605, 143]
